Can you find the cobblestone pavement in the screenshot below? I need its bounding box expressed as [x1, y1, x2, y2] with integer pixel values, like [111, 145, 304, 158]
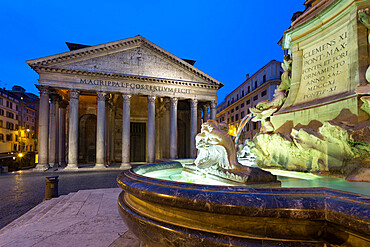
[0, 170, 122, 229]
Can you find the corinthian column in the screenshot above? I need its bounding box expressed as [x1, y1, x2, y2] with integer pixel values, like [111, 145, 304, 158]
[169, 97, 178, 159]
[35, 86, 50, 170]
[66, 89, 80, 169]
[121, 94, 131, 169]
[58, 101, 68, 167]
[202, 104, 209, 123]
[49, 94, 59, 167]
[190, 99, 198, 158]
[210, 100, 217, 120]
[147, 96, 156, 163]
[95, 92, 106, 169]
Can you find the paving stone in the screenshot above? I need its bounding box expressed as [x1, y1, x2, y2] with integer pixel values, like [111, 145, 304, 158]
[0, 188, 130, 247]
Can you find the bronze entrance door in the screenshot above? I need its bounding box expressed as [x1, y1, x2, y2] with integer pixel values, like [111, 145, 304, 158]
[130, 122, 146, 162]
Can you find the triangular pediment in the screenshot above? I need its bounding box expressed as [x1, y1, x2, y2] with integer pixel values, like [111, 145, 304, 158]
[27, 36, 223, 87]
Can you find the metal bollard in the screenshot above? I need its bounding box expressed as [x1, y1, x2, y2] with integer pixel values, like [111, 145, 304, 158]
[45, 175, 59, 200]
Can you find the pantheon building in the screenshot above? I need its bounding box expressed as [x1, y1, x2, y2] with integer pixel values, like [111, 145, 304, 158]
[27, 36, 223, 170]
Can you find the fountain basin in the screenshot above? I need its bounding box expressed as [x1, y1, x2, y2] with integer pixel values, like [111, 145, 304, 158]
[117, 161, 370, 246]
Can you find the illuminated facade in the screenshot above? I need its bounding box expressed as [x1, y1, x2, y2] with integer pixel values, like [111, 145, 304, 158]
[27, 36, 223, 170]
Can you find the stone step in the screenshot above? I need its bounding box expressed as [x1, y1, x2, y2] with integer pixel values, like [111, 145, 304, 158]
[0, 193, 75, 235]
[32, 192, 77, 222]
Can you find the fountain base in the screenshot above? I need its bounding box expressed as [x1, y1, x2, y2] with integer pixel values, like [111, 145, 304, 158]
[117, 162, 370, 246]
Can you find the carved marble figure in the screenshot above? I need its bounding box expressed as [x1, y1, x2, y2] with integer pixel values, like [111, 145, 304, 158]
[190, 120, 277, 184]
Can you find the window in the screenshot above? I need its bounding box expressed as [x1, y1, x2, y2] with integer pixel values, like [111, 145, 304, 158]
[242, 90, 244, 97]
[261, 90, 267, 97]
[228, 101, 230, 106]
[16, 105, 18, 111]
[32, 111, 35, 116]
[32, 118, 34, 123]
[241, 111, 244, 118]
[246, 100, 250, 105]
[0, 134, 3, 141]
[263, 75, 266, 83]
[231, 109, 234, 113]
[241, 103, 244, 108]
[235, 114, 239, 121]
[0, 120, 2, 127]
[14, 144, 17, 151]
[15, 135, 18, 141]
[247, 86, 250, 93]
[254, 81, 257, 88]
[6, 101, 13, 109]
[0, 98, 2, 105]
[0, 109, 4, 116]
[237, 94, 239, 100]
[253, 122, 257, 130]
[231, 116, 234, 122]
[26, 109, 29, 114]
[27, 116, 29, 121]
[6, 134, 12, 141]
[236, 106, 239, 111]
[253, 95, 258, 101]
[6, 122, 14, 130]
[6, 112, 14, 119]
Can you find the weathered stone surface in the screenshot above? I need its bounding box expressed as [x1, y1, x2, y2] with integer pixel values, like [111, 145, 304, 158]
[252, 122, 370, 180]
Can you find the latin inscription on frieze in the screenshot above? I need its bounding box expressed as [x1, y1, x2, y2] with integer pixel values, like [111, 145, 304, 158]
[296, 29, 348, 103]
[79, 79, 191, 94]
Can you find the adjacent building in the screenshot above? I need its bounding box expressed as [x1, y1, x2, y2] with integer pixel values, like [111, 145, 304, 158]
[216, 60, 283, 142]
[0, 86, 38, 170]
[0, 89, 20, 153]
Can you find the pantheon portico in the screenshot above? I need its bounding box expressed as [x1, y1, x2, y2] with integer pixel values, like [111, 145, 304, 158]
[27, 36, 223, 170]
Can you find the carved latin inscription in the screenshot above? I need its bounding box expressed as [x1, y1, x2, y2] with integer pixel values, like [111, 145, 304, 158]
[296, 29, 349, 103]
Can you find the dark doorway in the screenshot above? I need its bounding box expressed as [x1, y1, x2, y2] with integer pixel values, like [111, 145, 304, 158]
[130, 122, 146, 162]
[177, 118, 189, 158]
[79, 114, 97, 163]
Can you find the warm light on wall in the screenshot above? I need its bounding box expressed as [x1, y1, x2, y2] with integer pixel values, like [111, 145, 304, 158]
[228, 125, 237, 137]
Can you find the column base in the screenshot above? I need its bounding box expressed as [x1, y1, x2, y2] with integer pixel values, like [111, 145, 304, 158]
[49, 162, 59, 168]
[120, 163, 132, 169]
[59, 161, 67, 167]
[34, 163, 49, 171]
[94, 163, 106, 169]
[65, 164, 79, 170]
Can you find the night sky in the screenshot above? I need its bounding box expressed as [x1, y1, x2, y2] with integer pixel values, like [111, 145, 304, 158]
[0, 0, 304, 103]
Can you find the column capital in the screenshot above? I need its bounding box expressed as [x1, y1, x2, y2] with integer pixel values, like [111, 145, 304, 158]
[59, 101, 69, 109]
[36, 85, 50, 96]
[97, 92, 107, 101]
[122, 94, 131, 103]
[210, 100, 217, 109]
[69, 89, 80, 99]
[190, 99, 198, 108]
[148, 95, 156, 104]
[50, 93, 62, 104]
[202, 103, 209, 109]
[170, 97, 178, 106]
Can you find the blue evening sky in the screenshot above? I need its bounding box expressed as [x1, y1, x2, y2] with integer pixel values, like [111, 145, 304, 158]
[0, 0, 304, 103]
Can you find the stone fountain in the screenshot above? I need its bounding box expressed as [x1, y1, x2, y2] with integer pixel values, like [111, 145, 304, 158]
[117, 120, 370, 246]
